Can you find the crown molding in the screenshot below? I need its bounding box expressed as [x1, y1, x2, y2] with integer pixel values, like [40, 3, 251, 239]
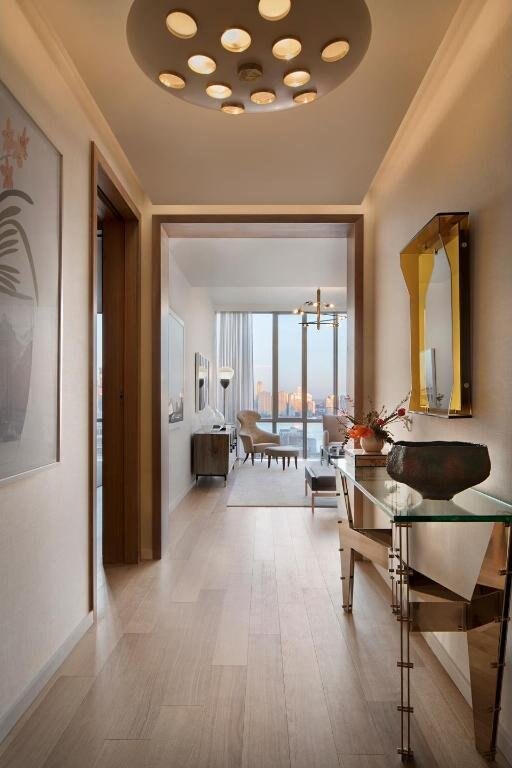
[17, 0, 147, 205]
[365, 0, 511, 199]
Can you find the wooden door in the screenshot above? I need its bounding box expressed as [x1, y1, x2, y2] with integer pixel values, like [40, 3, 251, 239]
[101, 216, 126, 564]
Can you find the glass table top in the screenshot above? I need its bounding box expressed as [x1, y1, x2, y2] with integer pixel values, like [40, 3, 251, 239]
[333, 458, 512, 523]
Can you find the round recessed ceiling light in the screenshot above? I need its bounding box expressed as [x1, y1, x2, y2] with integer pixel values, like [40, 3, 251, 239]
[188, 54, 216, 75]
[206, 83, 232, 99]
[221, 103, 245, 115]
[293, 89, 317, 104]
[165, 10, 197, 39]
[272, 36, 302, 61]
[283, 69, 310, 88]
[158, 71, 186, 89]
[251, 89, 276, 105]
[258, 0, 291, 21]
[221, 28, 252, 53]
[321, 39, 350, 62]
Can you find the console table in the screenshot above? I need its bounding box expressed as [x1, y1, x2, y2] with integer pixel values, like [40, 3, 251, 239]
[192, 426, 237, 485]
[334, 458, 512, 762]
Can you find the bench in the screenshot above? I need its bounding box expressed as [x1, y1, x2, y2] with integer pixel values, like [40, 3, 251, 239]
[304, 461, 339, 514]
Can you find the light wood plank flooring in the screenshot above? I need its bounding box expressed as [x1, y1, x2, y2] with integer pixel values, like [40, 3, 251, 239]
[0, 479, 510, 768]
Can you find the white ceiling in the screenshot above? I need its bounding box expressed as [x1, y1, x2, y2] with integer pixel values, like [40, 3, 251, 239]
[38, 0, 460, 204]
[206, 286, 347, 312]
[171, 238, 346, 286]
[170, 237, 347, 310]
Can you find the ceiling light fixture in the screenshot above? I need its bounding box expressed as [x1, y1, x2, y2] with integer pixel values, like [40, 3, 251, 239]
[272, 36, 302, 61]
[165, 10, 197, 39]
[321, 39, 350, 62]
[158, 71, 186, 89]
[293, 289, 340, 329]
[293, 89, 317, 104]
[188, 54, 216, 74]
[127, 0, 371, 113]
[221, 28, 252, 53]
[283, 69, 310, 88]
[221, 103, 245, 115]
[206, 83, 232, 99]
[258, 0, 291, 21]
[251, 90, 276, 105]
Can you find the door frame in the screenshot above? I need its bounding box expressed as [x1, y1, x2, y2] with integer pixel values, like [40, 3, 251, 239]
[151, 213, 363, 559]
[89, 143, 142, 613]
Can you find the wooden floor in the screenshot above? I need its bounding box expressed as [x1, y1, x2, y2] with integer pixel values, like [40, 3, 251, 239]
[0, 479, 510, 768]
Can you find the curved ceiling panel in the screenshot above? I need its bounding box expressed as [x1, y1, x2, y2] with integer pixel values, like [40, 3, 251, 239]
[127, 0, 371, 114]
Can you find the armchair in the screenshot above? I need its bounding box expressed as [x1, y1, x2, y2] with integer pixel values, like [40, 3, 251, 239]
[321, 414, 346, 464]
[237, 410, 280, 465]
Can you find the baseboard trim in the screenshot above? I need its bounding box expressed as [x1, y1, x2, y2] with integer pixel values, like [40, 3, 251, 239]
[422, 632, 472, 705]
[170, 478, 196, 512]
[0, 611, 93, 743]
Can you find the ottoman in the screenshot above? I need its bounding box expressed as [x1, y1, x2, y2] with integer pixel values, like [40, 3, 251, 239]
[265, 446, 300, 470]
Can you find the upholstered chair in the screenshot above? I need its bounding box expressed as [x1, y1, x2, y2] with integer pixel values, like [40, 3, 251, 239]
[321, 414, 346, 463]
[237, 410, 280, 465]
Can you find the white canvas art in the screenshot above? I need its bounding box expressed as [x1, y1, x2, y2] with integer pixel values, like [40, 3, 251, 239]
[0, 81, 62, 482]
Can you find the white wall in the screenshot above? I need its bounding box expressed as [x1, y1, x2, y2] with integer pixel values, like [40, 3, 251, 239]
[365, 0, 512, 755]
[0, 0, 150, 739]
[168, 241, 215, 510]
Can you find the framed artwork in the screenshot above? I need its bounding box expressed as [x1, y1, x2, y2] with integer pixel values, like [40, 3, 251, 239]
[0, 80, 62, 483]
[168, 310, 184, 424]
[195, 352, 210, 412]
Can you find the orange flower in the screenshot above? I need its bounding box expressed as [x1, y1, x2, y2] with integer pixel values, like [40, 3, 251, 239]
[348, 425, 374, 439]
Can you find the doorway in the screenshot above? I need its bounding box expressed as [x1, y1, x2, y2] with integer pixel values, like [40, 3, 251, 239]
[151, 215, 363, 559]
[90, 144, 141, 612]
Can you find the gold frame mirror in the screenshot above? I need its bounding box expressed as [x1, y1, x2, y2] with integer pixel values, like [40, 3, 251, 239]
[401, 213, 471, 418]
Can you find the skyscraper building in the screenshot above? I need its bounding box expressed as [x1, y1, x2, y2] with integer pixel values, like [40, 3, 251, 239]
[278, 390, 289, 416]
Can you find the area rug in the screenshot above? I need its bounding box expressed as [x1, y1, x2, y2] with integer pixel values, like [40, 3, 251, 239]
[227, 459, 338, 508]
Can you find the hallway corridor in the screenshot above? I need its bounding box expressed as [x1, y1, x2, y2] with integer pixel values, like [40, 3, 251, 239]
[0, 482, 508, 768]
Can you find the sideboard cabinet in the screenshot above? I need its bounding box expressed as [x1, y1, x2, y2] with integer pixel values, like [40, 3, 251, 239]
[192, 426, 237, 485]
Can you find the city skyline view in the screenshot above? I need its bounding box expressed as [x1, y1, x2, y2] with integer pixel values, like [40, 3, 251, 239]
[254, 382, 338, 419]
[252, 311, 347, 407]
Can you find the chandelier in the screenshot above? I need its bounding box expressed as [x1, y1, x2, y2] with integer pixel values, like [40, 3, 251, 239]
[293, 288, 340, 329]
[127, 0, 371, 114]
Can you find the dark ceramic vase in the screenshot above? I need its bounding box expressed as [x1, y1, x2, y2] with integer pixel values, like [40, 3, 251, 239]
[386, 441, 491, 500]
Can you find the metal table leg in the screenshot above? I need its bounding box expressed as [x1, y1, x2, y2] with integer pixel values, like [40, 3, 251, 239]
[338, 473, 355, 613]
[396, 521, 414, 762]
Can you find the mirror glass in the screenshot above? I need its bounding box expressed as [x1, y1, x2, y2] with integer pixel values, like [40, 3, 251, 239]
[400, 213, 471, 418]
[422, 239, 453, 412]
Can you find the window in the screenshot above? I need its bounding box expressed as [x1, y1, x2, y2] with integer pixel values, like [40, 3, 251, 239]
[278, 314, 302, 418]
[307, 318, 334, 418]
[337, 314, 348, 408]
[250, 312, 347, 458]
[253, 313, 273, 417]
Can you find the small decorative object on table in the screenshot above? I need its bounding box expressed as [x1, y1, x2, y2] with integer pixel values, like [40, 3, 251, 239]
[338, 394, 413, 454]
[386, 440, 491, 500]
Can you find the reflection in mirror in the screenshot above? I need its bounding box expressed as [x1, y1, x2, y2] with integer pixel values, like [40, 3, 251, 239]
[423, 240, 453, 411]
[400, 213, 471, 418]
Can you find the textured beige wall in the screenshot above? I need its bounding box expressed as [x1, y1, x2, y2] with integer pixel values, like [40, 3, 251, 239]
[365, 0, 512, 754]
[168, 242, 216, 510]
[0, 0, 150, 731]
